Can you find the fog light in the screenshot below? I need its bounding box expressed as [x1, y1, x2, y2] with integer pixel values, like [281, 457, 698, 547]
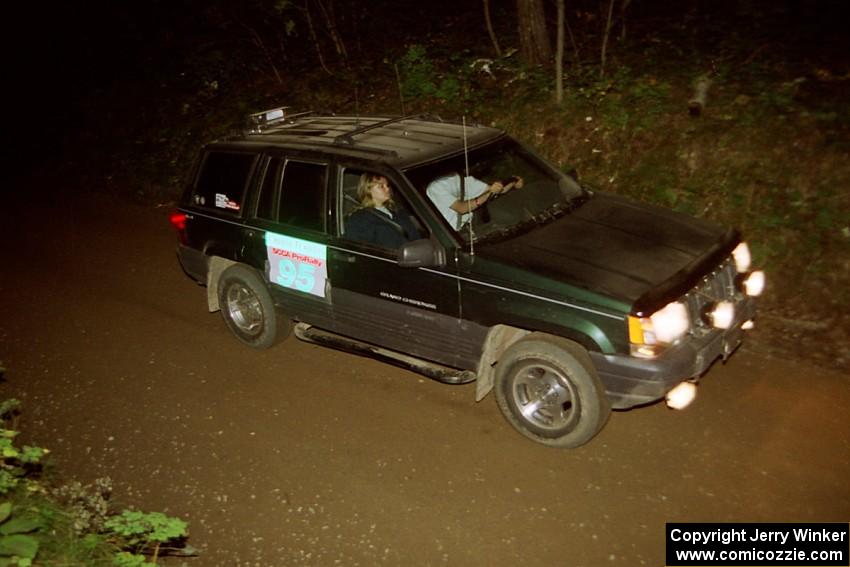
[707, 301, 735, 329]
[666, 381, 697, 410]
[742, 319, 755, 330]
[744, 270, 765, 297]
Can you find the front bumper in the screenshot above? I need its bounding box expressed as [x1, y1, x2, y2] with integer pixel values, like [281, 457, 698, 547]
[591, 298, 756, 409]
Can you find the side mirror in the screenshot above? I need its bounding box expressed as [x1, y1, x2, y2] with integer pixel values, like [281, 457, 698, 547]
[397, 239, 444, 268]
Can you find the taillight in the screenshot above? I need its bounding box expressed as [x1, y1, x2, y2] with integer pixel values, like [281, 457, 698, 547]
[170, 212, 188, 245]
[169, 212, 187, 231]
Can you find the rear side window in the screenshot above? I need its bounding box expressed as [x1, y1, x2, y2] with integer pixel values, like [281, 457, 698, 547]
[278, 160, 326, 231]
[192, 151, 257, 213]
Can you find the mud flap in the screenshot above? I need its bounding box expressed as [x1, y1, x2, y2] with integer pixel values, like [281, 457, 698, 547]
[475, 325, 529, 401]
[206, 256, 236, 312]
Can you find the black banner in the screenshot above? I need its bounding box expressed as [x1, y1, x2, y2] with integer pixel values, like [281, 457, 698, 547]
[666, 523, 849, 566]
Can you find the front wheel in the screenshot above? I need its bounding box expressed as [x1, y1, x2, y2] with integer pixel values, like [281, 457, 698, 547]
[494, 334, 610, 448]
[218, 264, 291, 349]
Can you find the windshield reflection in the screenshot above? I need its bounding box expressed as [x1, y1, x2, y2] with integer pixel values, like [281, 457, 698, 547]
[405, 138, 585, 243]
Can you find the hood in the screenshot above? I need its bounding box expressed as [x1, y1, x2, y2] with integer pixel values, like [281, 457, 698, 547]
[477, 192, 738, 312]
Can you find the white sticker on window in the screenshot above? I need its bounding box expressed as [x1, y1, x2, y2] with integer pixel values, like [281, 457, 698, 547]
[265, 233, 327, 298]
[215, 193, 241, 211]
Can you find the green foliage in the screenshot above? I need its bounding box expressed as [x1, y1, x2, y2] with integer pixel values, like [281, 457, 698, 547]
[53, 477, 112, 535]
[396, 45, 462, 104]
[0, 501, 42, 566]
[567, 68, 674, 132]
[0, 412, 46, 498]
[0, 398, 193, 565]
[113, 551, 149, 567]
[397, 45, 437, 99]
[103, 510, 188, 565]
[0, 402, 19, 421]
[105, 510, 188, 547]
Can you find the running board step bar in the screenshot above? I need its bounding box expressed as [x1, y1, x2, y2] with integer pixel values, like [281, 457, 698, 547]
[293, 323, 476, 385]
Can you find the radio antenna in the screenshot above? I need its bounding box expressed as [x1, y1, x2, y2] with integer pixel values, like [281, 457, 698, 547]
[354, 83, 360, 126]
[394, 63, 406, 115]
[463, 116, 474, 256]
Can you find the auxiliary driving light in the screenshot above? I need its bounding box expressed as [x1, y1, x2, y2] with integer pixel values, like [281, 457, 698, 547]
[743, 270, 765, 297]
[742, 319, 755, 330]
[666, 381, 697, 410]
[704, 300, 735, 329]
[732, 242, 752, 272]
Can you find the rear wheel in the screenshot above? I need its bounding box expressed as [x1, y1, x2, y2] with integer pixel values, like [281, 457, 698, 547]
[494, 334, 610, 448]
[218, 264, 290, 349]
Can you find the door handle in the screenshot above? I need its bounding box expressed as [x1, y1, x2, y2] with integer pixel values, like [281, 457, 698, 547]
[331, 250, 357, 263]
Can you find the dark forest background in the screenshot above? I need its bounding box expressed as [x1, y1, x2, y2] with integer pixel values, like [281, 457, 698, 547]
[6, 0, 849, 369]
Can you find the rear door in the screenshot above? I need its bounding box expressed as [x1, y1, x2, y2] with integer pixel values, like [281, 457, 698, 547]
[241, 152, 335, 330]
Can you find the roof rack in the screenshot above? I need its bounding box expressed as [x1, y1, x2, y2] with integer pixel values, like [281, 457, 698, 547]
[333, 114, 442, 146]
[244, 106, 313, 134]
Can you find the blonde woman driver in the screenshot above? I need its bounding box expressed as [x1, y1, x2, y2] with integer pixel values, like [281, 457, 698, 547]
[346, 174, 421, 249]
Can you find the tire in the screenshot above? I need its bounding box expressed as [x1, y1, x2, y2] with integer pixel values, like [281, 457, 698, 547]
[494, 334, 611, 448]
[217, 264, 291, 349]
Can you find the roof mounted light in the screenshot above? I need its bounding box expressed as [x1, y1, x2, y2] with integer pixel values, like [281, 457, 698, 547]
[245, 106, 290, 133]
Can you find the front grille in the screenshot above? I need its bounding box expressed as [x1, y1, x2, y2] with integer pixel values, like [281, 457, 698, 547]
[684, 256, 742, 335]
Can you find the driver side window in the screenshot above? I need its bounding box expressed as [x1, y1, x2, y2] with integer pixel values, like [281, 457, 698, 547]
[338, 168, 426, 252]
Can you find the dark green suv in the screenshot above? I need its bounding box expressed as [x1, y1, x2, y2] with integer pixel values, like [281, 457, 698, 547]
[171, 107, 765, 448]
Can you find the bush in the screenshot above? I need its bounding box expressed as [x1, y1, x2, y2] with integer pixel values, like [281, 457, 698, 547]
[0, 366, 193, 566]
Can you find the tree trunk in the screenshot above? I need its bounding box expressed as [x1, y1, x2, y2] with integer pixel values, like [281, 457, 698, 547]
[688, 74, 713, 116]
[555, 0, 564, 103]
[313, 0, 348, 61]
[619, 0, 632, 42]
[517, 0, 551, 66]
[565, 8, 581, 69]
[599, 0, 616, 79]
[233, 16, 284, 84]
[483, 0, 502, 57]
[303, 0, 332, 75]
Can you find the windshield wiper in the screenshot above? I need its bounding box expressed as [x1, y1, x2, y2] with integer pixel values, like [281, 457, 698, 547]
[473, 194, 589, 244]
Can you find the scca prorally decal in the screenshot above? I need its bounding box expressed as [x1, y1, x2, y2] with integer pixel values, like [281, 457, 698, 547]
[265, 232, 327, 298]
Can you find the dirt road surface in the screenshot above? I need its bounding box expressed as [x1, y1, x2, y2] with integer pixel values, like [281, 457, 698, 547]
[1, 190, 848, 566]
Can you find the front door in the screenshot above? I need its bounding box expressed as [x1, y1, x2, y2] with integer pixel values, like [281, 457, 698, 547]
[327, 165, 479, 369]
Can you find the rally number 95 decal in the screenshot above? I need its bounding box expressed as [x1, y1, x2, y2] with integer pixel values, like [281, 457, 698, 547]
[265, 232, 327, 298]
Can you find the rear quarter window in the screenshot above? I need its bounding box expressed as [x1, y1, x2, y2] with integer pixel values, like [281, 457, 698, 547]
[191, 151, 258, 214]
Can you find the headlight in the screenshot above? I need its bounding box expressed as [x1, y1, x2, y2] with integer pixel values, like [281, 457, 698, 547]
[651, 302, 691, 342]
[732, 242, 752, 272]
[628, 301, 690, 358]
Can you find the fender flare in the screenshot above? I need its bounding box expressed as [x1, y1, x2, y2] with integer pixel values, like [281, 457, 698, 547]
[474, 325, 600, 402]
[474, 325, 530, 402]
[206, 256, 237, 312]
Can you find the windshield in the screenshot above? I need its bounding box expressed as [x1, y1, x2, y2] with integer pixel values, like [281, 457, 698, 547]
[405, 138, 585, 243]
